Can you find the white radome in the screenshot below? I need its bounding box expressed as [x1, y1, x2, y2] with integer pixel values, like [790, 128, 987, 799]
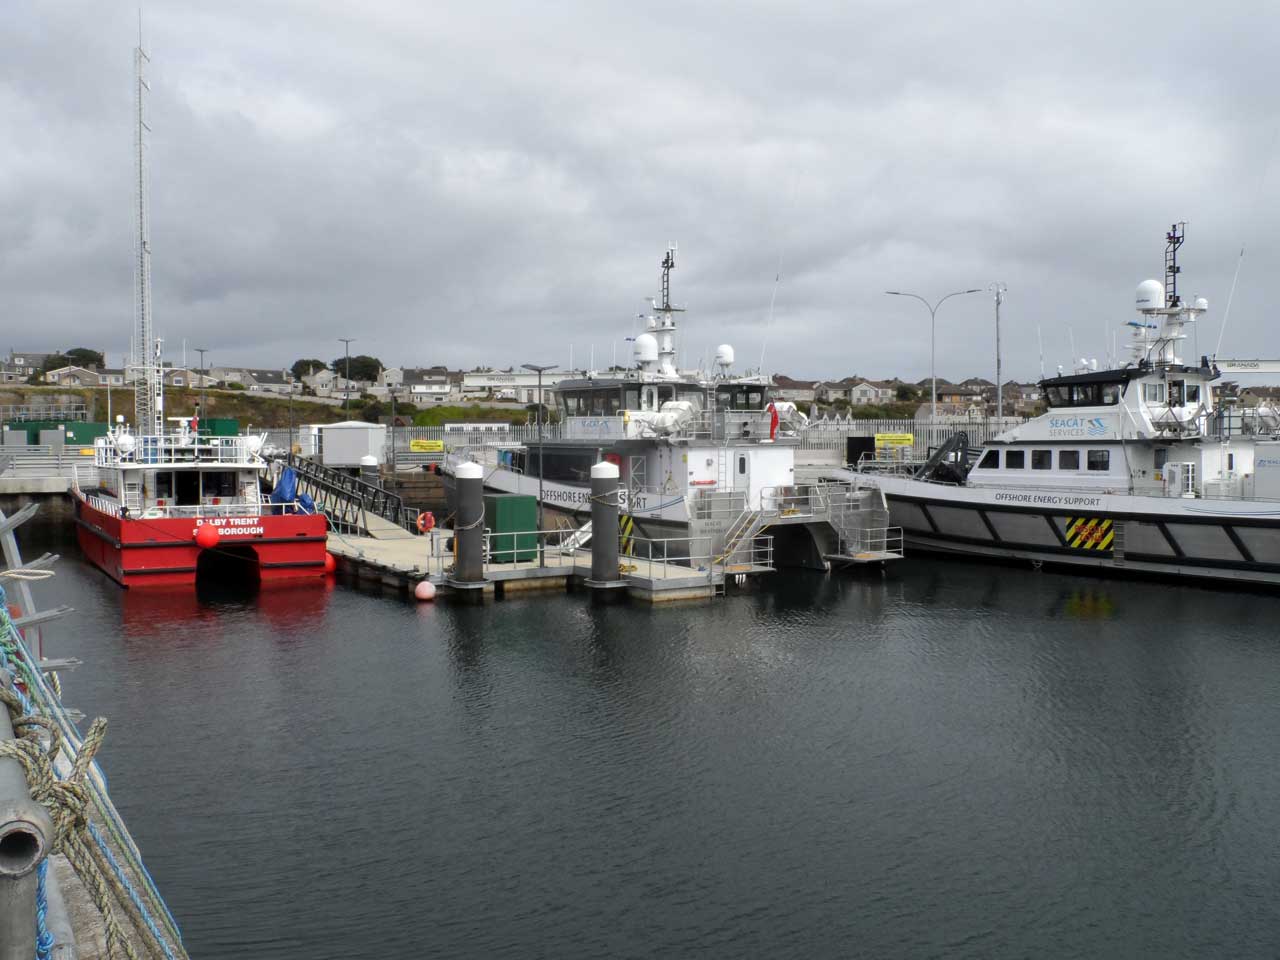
[1136, 279, 1166, 312]
[715, 344, 735, 367]
[633, 333, 659, 364]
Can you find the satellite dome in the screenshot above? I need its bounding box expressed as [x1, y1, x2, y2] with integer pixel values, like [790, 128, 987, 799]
[1136, 279, 1165, 311]
[715, 344, 735, 367]
[1194, 297, 1209, 311]
[633, 333, 659, 365]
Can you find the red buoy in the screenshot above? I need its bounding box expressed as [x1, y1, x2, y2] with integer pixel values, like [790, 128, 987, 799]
[324, 553, 337, 574]
[195, 524, 220, 549]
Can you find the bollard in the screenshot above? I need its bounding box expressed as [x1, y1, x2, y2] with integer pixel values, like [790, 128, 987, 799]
[586, 462, 626, 591]
[0, 674, 54, 960]
[450, 461, 486, 586]
[358, 454, 379, 486]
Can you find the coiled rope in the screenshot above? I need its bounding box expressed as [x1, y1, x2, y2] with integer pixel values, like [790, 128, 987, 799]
[0, 582, 187, 960]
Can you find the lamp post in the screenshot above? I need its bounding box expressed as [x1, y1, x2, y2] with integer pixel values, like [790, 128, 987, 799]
[388, 386, 398, 476]
[521, 363, 556, 554]
[885, 288, 981, 418]
[989, 283, 1007, 420]
[339, 338, 355, 417]
[194, 346, 208, 433]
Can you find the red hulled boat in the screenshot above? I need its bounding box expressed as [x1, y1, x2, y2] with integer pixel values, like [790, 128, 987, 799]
[73, 421, 328, 588]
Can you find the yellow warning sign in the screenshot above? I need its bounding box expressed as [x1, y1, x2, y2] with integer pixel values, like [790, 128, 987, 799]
[409, 439, 444, 453]
[1064, 516, 1114, 551]
[875, 433, 914, 447]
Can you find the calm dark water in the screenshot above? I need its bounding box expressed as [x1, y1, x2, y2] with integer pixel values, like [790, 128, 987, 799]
[15, 523, 1280, 959]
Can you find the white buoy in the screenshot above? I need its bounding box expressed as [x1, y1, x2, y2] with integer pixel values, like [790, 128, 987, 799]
[414, 580, 437, 602]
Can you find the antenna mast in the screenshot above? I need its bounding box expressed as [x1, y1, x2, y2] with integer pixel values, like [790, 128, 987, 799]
[133, 26, 162, 434]
[649, 244, 684, 377]
[1164, 221, 1185, 308]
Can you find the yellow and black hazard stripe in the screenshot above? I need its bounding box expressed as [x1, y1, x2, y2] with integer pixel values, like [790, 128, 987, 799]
[619, 514, 635, 556]
[1064, 516, 1114, 551]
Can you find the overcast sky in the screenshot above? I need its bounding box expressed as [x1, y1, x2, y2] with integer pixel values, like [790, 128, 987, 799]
[4, 1, 1278, 382]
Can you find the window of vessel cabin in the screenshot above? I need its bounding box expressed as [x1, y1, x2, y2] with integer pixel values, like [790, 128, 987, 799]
[977, 450, 999, 469]
[624, 386, 641, 410]
[1154, 448, 1169, 470]
[1169, 380, 1185, 406]
[1031, 450, 1052, 469]
[1087, 450, 1110, 471]
[737, 454, 747, 475]
[1059, 450, 1080, 470]
[1143, 382, 1166, 403]
[1101, 383, 1122, 404]
[1227, 453, 1235, 471]
[1185, 384, 1200, 405]
[1005, 450, 1025, 469]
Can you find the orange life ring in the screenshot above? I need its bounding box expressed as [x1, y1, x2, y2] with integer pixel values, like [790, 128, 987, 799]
[416, 511, 436, 533]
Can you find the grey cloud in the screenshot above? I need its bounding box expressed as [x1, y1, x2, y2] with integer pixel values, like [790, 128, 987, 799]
[3, 0, 1279, 380]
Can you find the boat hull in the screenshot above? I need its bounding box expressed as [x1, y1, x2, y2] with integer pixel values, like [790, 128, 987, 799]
[844, 471, 1280, 588]
[74, 495, 329, 588]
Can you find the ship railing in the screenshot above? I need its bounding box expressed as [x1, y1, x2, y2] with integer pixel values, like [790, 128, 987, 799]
[94, 434, 262, 467]
[82, 492, 122, 517]
[841, 526, 904, 559]
[107, 500, 309, 520]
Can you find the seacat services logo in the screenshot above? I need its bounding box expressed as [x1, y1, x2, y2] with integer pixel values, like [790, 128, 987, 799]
[1086, 417, 1108, 437]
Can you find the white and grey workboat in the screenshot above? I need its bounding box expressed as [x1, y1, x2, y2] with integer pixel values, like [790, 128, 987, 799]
[444, 248, 901, 569]
[840, 224, 1280, 587]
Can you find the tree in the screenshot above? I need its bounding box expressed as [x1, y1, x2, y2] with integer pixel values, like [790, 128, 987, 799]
[359, 399, 385, 423]
[895, 383, 919, 402]
[330, 354, 382, 383]
[65, 347, 105, 369]
[291, 358, 328, 381]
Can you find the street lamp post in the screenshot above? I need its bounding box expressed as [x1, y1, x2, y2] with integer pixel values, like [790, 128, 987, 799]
[885, 288, 982, 418]
[388, 386, 398, 476]
[339, 338, 355, 417]
[521, 363, 556, 561]
[988, 283, 1007, 421]
[194, 347, 208, 433]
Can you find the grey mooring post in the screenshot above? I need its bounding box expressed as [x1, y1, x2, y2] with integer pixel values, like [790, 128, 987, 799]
[0, 674, 54, 960]
[586, 461, 625, 590]
[450, 461, 486, 587]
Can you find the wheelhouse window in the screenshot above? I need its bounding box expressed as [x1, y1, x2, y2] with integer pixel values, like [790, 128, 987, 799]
[1044, 380, 1125, 407]
[1059, 450, 1080, 470]
[1087, 450, 1110, 471]
[1185, 384, 1201, 405]
[1031, 450, 1052, 470]
[977, 450, 999, 469]
[716, 385, 766, 410]
[1005, 450, 1025, 469]
[1143, 382, 1166, 403]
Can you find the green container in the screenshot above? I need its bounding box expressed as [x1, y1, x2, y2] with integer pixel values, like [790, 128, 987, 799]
[483, 493, 538, 563]
[201, 418, 240, 437]
[3, 421, 109, 444]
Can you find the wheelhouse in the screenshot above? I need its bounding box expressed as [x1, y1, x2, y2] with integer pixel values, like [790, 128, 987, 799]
[554, 378, 707, 417]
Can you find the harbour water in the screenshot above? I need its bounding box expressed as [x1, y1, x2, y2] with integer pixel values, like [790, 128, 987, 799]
[20, 523, 1280, 958]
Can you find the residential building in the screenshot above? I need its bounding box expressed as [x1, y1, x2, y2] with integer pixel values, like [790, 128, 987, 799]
[302, 368, 365, 399]
[848, 379, 897, 406]
[770, 375, 816, 404]
[209, 367, 297, 394]
[4, 351, 57, 382]
[43, 365, 102, 387]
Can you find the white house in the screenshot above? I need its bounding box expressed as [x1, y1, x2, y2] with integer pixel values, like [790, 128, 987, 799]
[848, 380, 897, 405]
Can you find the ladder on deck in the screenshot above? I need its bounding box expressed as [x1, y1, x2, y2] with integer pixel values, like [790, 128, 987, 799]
[715, 507, 768, 566]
